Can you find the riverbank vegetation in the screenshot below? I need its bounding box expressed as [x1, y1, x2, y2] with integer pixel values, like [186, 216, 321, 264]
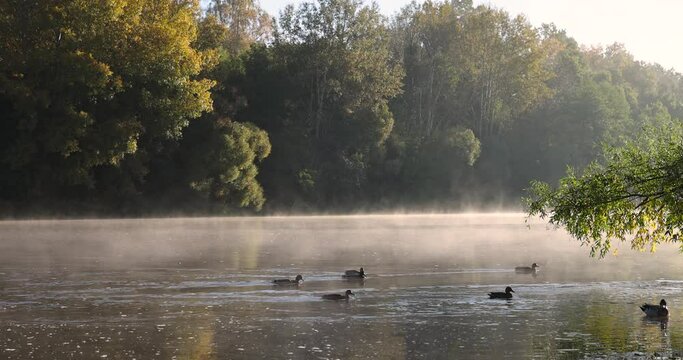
[2, 0, 682, 217]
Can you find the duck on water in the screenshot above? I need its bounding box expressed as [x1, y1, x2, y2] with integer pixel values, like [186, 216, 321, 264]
[322, 290, 354, 301]
[272, 274, 303, 285]
[489, 286, 515, 299]
[515, 263, 539, 273]
[343, 267, 365, 279]
[640, 299, 669, 318]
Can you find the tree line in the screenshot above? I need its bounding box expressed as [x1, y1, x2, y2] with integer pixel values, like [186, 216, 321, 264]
[1, 0, 682, 217]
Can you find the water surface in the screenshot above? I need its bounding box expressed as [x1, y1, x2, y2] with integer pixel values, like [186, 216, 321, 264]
[1, 214, 682, 359]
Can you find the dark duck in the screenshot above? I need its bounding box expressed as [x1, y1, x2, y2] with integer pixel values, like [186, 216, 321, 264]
[489, 286, 515, 299]
[272, 274, 303, 285]
[322, 290, 354, 300]
[342, 267, 365, 278]
[640, 299, 669, 318]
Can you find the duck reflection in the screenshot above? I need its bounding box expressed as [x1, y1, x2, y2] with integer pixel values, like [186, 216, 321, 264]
[641, 316, 668, 332]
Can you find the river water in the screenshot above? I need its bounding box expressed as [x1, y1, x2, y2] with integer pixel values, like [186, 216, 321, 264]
[1, 214, 682, 359]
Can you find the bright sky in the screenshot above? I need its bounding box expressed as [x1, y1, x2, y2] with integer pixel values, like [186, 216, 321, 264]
[259, 0, 683, 73]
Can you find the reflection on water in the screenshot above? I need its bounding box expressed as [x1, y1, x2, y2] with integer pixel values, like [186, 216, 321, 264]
[1, 214, 683, 359]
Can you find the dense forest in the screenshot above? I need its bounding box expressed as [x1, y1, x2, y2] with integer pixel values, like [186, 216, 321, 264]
[1, 0, 682, 217]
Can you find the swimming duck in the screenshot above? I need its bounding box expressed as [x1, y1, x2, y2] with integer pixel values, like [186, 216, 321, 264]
[272, 274, 303, 285]
[322, 290, 354, 300]
[489, 286, 515, 299]
[640, 299, 669, 318]
[342, 267, 365, 278]
[515, 263, 539, 273]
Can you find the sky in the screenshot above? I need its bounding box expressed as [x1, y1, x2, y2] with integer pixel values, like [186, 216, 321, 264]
[258, 0, 683, 73]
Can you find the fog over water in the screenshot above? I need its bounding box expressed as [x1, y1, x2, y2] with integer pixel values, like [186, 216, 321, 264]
[1, 214, 682, 359]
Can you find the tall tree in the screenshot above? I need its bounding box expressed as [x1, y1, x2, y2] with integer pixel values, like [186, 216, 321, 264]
[455, 7, 551, 139]
[243, 0, 404, 209]
[206, 0, 273, 53]
[387, 2, 549, 206]
[145, 9, 273, 212]
[524, 35, 683, 258]
[391, 0, 468, 138]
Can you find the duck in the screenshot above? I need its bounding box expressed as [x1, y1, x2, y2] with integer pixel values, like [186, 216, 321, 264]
[515, 263, 539, 273]
[342, 267, 365, 278]
[272, 274, 303, 285]
[322, 289, 354, 301]
[640, 299, 669, 318]
[489, 286, 515, 299]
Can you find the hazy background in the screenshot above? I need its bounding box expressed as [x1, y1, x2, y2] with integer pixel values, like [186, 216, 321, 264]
[260, 0, 683, 72]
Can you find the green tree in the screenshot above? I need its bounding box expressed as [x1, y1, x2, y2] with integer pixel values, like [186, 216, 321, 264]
[180, 118, 271, 210]
[455, 7, 552, 139]
[154, 12, 275, 213]
[0, 0, 214, 206]
[206, 0, 273, 53]
[4, 0, 683, 216]
[391, 0, 467, 138]
[502, 27, 641, 202]
[523, 32, 683, 257]
[242, 0, 404, 209]
[526, 120, 683, 257]
[387, 2, 552, 207]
